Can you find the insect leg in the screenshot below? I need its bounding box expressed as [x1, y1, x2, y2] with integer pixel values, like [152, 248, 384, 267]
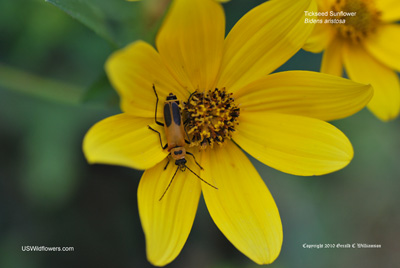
[152, 84, 164, 126]
[187, 90, 197, 103]
[159, 166, 180, 201]
[186, 151, 204, 170]
[148, 126, 168, 149]
[183, 122, 192, 144]
[163, 156, 171, 170]
[182, 91, 197, 142]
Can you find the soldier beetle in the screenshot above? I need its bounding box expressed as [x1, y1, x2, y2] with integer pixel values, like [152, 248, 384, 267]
[148, 85, 218, 201]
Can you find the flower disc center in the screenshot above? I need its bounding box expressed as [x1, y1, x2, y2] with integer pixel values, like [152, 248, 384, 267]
[182, 88, 240, 150]
[331, 0, 381, 43]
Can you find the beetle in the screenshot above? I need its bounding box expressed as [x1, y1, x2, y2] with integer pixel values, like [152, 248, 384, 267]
[148, 85, 217, 201]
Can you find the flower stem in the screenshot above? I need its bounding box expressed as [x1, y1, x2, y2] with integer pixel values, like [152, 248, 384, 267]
[0, 63, 84, 105]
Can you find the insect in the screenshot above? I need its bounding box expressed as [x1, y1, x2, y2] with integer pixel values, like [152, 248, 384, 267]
[148, 85, 218, 201]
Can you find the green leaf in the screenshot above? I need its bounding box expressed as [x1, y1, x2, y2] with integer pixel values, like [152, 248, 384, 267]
[45, 0, 145, 47]
[46, 0, 117, 47]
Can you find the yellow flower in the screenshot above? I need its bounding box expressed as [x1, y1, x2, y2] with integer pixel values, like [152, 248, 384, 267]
[83, 0, 372, 266]
[304, 0, 400, 121]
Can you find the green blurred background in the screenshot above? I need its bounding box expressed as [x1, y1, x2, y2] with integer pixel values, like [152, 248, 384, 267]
[1, 0, 399, 267]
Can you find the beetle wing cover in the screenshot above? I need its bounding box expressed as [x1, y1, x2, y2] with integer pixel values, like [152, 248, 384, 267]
[171, 102, 182, 125]
[164, 103, 172, 127]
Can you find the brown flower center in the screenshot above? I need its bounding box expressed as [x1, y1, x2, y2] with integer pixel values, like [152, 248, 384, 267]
[331, 0, 381, 43]
[182, 88, 240, 150]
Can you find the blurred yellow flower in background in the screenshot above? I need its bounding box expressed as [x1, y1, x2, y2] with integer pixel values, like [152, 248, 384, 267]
[304, 0, 400, 121]
[83, 0, 372, 266]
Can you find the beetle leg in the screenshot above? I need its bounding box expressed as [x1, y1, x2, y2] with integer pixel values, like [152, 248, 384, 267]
[183, 126, 191, 144]
[164, 156, 171, 170]
[182, 118, 191, 143]
[148, 126, 168, 149]
[186, 151, 204, 170]
[152, 84, 164, 126]
[187, 90, 197, 103]
[182, 91, 196, 136]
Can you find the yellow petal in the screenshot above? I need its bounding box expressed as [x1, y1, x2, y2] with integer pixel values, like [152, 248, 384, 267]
[106, 41, 185, 118]
[364, 24, 400, 73]
[138, 160, 201, 266]
[234, 71, 373, 121]
[83, 114, 168, 170]
[234, 112, 353, 176]
[303, 24, 334, 53]
[200, 141, 282, 264]
[321, 35, 344, 76]
[343, 43, 400, 121]
[376, 0, 400, 22]
[156, 0, 225, 91]
[217, 0, 317, 93]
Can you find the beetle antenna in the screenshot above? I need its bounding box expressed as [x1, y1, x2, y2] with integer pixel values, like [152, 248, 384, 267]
[159, 166, 180, 201]
[185, 165, 218, 190]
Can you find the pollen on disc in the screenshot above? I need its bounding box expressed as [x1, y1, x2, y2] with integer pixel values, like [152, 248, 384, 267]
[182, 88, 240, 150]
